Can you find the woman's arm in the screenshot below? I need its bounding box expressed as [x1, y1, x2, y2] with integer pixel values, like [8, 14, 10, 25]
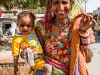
[79, 30, 94, 63]
[78, 12, 96, 63]
[35, 27, 45, 52]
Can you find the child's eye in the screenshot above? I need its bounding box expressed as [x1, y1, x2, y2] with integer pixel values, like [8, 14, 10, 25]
[20, 24, 32, 27]
[20, 25, 24, 27]
[27, 25, 32, 27]
[53, 1, 59, 5]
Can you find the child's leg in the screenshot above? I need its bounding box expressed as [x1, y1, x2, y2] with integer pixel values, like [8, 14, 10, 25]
[43, 64, 52, 75]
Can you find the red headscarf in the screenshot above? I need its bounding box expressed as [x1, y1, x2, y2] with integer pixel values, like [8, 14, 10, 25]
[38, 0, 52, 32]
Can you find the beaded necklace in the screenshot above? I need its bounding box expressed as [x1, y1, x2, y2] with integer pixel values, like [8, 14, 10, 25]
[53, 19, 70, 35]
[54, 20, 69, 27]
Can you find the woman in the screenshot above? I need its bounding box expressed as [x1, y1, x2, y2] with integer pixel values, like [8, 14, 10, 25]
[35, 0, 96, 75]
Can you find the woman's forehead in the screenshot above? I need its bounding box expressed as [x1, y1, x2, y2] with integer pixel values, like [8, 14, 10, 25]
[51, 0, 70, 1]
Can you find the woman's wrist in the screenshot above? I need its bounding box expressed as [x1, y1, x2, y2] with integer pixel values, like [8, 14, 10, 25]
[79, 31, 91, 50]
[79, 29, 87, 34]
[79, 31, 89, 37]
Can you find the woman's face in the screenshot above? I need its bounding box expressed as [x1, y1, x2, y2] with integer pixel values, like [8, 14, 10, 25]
[51, 0, 71, 19]
[17, 15, 34, 35]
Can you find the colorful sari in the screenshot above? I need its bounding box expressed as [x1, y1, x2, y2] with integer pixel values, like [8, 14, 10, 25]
[35, 0, 95, 75]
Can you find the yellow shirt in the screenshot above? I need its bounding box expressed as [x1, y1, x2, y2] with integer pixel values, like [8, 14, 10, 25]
[12, 30, 43, 56]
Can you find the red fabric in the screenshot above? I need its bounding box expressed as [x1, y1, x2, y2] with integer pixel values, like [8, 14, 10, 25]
[0, 10, 2, 17]
[38, 0, 52, 32]
[80, 35, 90, 39]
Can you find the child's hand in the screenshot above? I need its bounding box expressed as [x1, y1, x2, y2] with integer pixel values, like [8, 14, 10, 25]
[31, 46, 36, 49]
[20, 41, 28, 50]
[20, 50, 25, 58]
[14, 66, 20, 75]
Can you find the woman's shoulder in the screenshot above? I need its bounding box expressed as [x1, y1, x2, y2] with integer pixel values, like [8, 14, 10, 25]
[35, 21, 46, 36]
[35, 21, 45, 29]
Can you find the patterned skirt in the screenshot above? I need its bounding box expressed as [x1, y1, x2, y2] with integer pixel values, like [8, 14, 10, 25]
[34, 56, 69, 75]
[34, 67, 68, 75]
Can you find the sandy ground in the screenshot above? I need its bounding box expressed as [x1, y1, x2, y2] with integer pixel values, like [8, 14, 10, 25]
[0, 32, 100, 75]
[0, 37, 30, 75]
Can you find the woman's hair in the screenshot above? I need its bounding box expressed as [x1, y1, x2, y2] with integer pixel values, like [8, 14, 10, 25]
[17, 11, 36, 25]
[49, 0, 72, 3]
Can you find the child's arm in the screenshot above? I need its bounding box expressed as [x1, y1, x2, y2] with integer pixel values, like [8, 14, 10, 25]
[13, 55, 20, 75]
[12, 36, 22, 75]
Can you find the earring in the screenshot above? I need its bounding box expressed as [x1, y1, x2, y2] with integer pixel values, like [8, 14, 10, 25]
[51, 11, 54, 17]
[68, 11, 72, 20]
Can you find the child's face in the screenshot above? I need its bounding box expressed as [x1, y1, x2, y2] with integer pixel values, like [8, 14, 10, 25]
[17, 15, 34, 35]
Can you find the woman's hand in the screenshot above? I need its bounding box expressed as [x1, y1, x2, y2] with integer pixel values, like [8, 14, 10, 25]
[79, 12, 96, 33]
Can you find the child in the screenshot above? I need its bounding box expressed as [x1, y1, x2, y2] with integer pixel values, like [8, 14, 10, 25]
[12, 11, 52, 75]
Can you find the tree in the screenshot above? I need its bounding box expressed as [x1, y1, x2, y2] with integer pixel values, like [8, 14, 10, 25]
[0, 0, 47, 14]
[0, 0, 47, 10]
[0, 0, 14, 10]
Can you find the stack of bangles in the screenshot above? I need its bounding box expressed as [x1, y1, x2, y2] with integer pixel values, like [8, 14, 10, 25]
[79, 31, 91, 50]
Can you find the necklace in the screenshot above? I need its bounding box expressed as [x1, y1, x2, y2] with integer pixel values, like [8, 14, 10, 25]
[54, 20, 69, 27]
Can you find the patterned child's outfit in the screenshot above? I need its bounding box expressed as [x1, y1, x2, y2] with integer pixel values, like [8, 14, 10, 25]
[12, 29, 45, 74]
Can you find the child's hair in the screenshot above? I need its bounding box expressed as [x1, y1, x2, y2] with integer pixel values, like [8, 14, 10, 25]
[17, 11, 36, 26]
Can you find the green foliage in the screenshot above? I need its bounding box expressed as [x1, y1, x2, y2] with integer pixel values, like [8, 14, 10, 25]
[0, 0, 13, 10]
[40, 0, 47, 7]
[0, 0, 47, 13]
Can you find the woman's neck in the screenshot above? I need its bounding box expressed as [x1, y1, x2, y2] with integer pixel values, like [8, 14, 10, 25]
[55, 16, 68, 23]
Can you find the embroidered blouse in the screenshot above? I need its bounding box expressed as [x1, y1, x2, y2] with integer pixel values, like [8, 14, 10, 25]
[45, 26, 72, 66]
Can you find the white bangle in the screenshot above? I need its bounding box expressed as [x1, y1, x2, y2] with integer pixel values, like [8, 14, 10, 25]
[81, 38, 90, 44]
[79, 31, 89, 37]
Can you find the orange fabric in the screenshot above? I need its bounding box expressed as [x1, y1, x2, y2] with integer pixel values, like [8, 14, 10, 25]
[70, 17, 80, 75]
[78, 50, 89, 75]
[70, 15, 95, 75]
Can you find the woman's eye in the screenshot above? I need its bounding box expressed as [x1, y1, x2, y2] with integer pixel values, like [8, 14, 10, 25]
[53, 1, 59, 5]
[52, 1, 69, 5]
[62, 1, 68, 5]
